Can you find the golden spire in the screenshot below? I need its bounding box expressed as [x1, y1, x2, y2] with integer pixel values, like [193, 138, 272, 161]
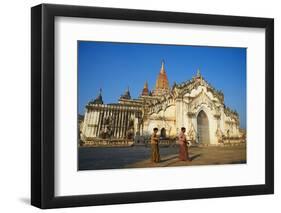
[153, 60, 170, 96]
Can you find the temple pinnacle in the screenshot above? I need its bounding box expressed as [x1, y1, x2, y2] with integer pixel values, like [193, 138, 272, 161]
[153, 60, 170, 96]
[160, 60, 165, 74]
[141, 80, 149, 96]
[144, 81, 148, 89]
[197, 68, 201, 77]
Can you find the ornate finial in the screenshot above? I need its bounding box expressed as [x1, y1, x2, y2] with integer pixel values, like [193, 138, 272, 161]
[197, 68, 201, 77]
[90, 88, 103, 104]
[144, 81, 148, 89]
[172, 81, 177, 88]
[160, 59, 165, 74]
[121, 86, 131, 99]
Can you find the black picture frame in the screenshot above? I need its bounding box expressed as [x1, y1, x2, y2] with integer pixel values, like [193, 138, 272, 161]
[31, 3, 274, 209]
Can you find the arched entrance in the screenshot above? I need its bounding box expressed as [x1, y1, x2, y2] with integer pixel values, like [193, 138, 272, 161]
[160, 128, 166, 138]
[197, 110, 210, 144]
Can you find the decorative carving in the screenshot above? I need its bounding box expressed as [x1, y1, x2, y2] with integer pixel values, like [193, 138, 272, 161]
[99, 126, 112, 139]
[214, 113, 221, 119]
[126, 119, 135, 139]
[216, 128, 224, 143]
[189, 90, 214, 112]
[187, 123, 196, 141]
[187, 112, 196, 117]
[224, 106, 239, 122]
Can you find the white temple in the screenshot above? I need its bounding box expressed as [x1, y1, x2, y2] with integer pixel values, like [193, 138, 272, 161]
[80, 61, 244, 145]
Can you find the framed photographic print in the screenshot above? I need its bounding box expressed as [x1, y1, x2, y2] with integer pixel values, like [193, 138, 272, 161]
[31, 3, 274, 209]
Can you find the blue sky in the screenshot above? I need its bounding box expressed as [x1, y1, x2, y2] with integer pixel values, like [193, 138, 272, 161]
[78, 41, 246, 129]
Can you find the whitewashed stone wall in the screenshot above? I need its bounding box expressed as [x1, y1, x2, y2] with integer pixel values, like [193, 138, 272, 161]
[144, 83, 241, 144]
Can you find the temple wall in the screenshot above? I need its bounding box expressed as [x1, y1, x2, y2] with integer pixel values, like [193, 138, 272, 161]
[81, 104, 142, 141]
[144, 105, 177, 137]
[175, 98, 184, 132]
[141, 83, 242, 144]
[222, 111, 240, 137]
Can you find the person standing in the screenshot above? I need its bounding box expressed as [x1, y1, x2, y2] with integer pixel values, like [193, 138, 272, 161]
[178, 127, 191, 161]
[151, 128, 160, 163]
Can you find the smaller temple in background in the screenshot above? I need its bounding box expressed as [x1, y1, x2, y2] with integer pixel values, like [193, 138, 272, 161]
[89, 88, 103, 105]
[120, 87, 131, 100]
[141, 81, 149, 96]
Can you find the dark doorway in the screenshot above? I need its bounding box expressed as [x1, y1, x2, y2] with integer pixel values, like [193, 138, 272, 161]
[160, 128, 166, 138]
[197, 110, 210, 144]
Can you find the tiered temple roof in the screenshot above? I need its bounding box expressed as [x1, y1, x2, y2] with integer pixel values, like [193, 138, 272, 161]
[89, 88, 103, 104]
[152, 60, 170, 96]
[141, 81, 150, 96]
[120, 87, 131, 100]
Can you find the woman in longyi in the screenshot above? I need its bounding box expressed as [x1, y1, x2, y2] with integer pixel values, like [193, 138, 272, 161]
[151, 128, 160, 163]
[178, 127, 191, 161]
